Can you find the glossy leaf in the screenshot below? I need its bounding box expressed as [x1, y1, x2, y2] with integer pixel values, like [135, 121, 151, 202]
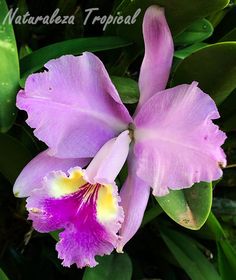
[83, 253, 132, 280]
[0, 0, 20, 132]
[172, 42, 236, 105]
[0, 268, 9, 280]
[111, 76, 139, 104]
[109, 0, 228, 40]
[0, 133, 32, 184]
[20, 36, 132, 82]
[156, 182, 212, 230]
[160, 227, 221, 280]
[174, 42, 207, 59]
[174, 19, 213, 46]
[218, 241, 236, 280]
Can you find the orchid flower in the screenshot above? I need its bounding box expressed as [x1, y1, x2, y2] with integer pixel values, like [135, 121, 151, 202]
[14, 6, 226, 268]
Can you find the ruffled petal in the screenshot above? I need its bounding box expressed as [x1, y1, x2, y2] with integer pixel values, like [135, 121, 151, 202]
[134, 82, 227, 196]
[137, 5, 174, 111]
[13, 149, 89, 198]
[86, 130, 131, 184]
[17, 53, 132, 158]
[27, 167, 124, 268]
[117, 151, 150, 252]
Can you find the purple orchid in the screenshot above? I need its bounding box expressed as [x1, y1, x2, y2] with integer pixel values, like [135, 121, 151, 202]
[14, 6, 226, 268]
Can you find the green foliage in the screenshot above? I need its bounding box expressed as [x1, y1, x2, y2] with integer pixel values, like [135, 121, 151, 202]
[83, 253, 132, 280]
[160, 227, 221, 280]
[0, 268, 9, 280]
[111, 76, 140, 104]
[172, 42, 236, 105]
[107, 0, 229, 73]
[156, 182, 212, 230]
[0, 133, 32, 184]
[20, 36, 132, 84]
[174, 19, 213, 46]
[0, 0, 19, 132]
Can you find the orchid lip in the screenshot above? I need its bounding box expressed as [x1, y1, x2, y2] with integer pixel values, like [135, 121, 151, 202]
[26, 167, 124, 268]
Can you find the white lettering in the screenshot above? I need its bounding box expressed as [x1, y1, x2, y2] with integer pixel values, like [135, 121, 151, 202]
[83, 8, 99, 25]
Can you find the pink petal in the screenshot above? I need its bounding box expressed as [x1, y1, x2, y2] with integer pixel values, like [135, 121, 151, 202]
[134, 82, 227, 196]
[17, 53, 132, 158]
[137, 5, 174, 111]
[27, 168, 124, 268]
[86, 130, 131, 184]
[13, 149, 89, 197]
[117, 152, 150, 252]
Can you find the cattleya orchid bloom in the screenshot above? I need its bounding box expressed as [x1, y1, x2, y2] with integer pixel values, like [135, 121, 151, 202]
[14, 6, 226, 268]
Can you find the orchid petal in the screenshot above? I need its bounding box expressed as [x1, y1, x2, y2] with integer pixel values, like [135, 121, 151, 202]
[137, 5, 174, 111]
[17, 53, 132, 158]
[27, 167, 124, 268]
[86, 130, 131, 184]
[117, 152, 150, 252]
[134, 82, 227, 196]
[13, 149, 89, 198]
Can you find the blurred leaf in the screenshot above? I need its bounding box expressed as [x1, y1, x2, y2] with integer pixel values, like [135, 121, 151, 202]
[8, 124, 39, 155]
[111, 76, 139, 104]
[156, 182, 212, 230]
[172, 42, 236, 105]
[222, 113, 236, 131]
[219, 88, 236, 120]
[0, 133, 32, 184]
[20, 36, 132, 83]
[50, 230, 60, 241]
[83, 253, 132, 280]
[57, 0, 77, 14]
[218, 239, 236, 279]
[0, 268, 9, 280]
[19, 44, 32, 59]
[219, 27, 236, 41]
[174, 19, 213, 46]
[160, 227, 221, 280]
[0, 0, 20, 132]
[205, 212, 236, 278]
[174, 42, 208, 59]
[217, 243, 236, 280]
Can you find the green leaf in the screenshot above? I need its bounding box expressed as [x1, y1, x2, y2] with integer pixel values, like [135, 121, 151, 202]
[205, 212, 236, 279]
[50, 230, 60, 241]
[156, 182, 212, 230]
[219, 27, 236, 42]
[0, 268, 9, 280]
[20, 36, 132, 82]
[19, 44, 32, 59]
[172, 42, 236, 106]
[174, 19, 213, 46]
[83, 253, 132, 280]
[111, 76, 139, 104]
[0, 0, 20, 132]
[0, 133, 32, 184]
[174, 42, 208, 59]
[160, 227, 222, 280]
[218, 240, 236, 280]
